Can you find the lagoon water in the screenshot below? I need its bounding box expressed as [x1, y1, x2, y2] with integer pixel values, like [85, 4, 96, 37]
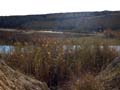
[0, 45, 14, 54]
[0, 45, 120, 54]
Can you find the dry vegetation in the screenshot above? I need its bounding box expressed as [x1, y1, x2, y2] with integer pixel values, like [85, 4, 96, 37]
[0, 30, 120, 90]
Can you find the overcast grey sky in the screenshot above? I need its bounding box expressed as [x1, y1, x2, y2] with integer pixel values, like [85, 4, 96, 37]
[0, 0, 120, 16]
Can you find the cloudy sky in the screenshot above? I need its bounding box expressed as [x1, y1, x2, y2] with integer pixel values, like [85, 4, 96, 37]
[0, 0, 120, 16]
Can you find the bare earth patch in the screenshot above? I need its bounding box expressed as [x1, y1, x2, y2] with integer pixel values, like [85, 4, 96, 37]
[0, 60, 49, 90]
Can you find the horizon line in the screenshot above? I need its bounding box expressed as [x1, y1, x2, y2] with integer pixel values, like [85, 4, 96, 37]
[0, 10, 120, 17]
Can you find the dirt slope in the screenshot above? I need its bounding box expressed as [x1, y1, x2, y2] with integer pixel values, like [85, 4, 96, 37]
[0, 60, 49, 90]
[96, 57, 120, 90]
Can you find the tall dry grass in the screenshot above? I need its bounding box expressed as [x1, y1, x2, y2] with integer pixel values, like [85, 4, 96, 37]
[4, 37, 119, 90]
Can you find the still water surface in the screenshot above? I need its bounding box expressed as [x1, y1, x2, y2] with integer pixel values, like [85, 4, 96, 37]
[0, 45, 120, 54]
